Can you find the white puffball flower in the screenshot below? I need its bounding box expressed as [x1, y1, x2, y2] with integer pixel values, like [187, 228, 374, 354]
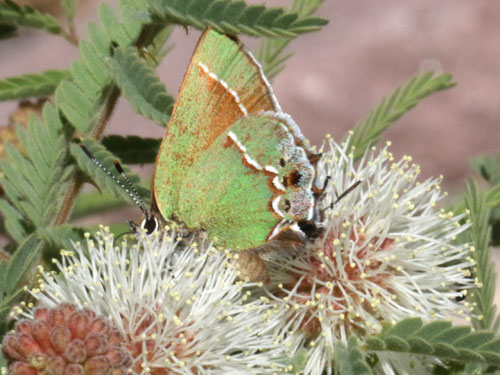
[29, 226, 287, 375]
[264, 137, 476, 375]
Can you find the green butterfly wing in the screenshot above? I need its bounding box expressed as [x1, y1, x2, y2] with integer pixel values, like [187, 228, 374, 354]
[154, 29, 278, 221]
[153, 29, 318, 250]
[178, 115, 316, 249]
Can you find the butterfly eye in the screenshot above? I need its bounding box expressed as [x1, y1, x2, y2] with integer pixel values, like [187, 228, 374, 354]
[279, 158, 286, 167]
[141, 216, 158, 235]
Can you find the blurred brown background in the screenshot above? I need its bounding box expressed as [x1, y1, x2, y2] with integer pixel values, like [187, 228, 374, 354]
[1, 0, 499, 193]
[0, 1, 499, 299]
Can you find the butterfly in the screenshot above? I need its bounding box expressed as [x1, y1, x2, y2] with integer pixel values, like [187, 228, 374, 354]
[83, 29, 325, 281]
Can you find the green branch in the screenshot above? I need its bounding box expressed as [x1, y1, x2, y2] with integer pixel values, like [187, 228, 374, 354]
[365, 318, 500, 366]
[0, 70, 71, 101]
[148, 0, 328, 38]
[334, 338, 374, 375]
[0, 0, 62, 35]
[346, 72, 455, 160]
[464, 180, 498, 330]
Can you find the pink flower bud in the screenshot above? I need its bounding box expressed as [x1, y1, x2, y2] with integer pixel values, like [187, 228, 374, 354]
[68, 311, 90, 340]
[64, 339, 86, 363]
[4, 304, 132, 375]
[50, 325, 71, 354]
[65, 363, 85, 375]
[84, 356, 111, 375]
[84, 333, 108, 356]
[8, 361, 38, 375]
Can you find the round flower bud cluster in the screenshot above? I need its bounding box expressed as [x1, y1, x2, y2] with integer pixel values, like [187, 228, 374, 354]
[2, 304, 131, 375]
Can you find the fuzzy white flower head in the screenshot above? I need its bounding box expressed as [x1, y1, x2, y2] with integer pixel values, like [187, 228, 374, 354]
[265, 137, 476, 375]
[28, 226, 286, 375]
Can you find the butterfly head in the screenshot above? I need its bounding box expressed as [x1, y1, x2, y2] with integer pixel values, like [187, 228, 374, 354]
[297, 219, 322, 239]
[128, 212, 159, 236]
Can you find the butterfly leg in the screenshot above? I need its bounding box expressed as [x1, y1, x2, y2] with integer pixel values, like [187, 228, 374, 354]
[313, 175, 331, 198]
[331, 180, 362, 208]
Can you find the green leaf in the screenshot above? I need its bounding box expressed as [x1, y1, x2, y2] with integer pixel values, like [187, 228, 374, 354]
[109, 47, 174, 126]
[0, 344, 7, 368]
[384, 336, 411, 351]
[381, 317, 423, 338]
[0, 198, 28, 243]
[0, 259, 8, 292]
[365, 318, 500, 366]
[413, 320, 452, 341]
[148, 0, 328, 38]
[0, 103, 74, 240]
[0, 236, 42, 333]
[334, 337, 373, 375]
[56, 1, 148, 134]
[0, 23, 17, 39]
[101, 135, 161, 164]
[487, 187, 500, 210]
[449, 185, 500, 216]
[461, 363, 486, 375]
[4, 234, 43, 294]
[118, 0, 151, 25]
[432, 326, 471, 344]
[60, 0, 79, 21]
[471, 154, 500, 186]
[454, 332, 495, 349]
[99, 3, 136, 47]
[257, 0, 324, 80]
[55, 80, 97, 132]
[0, 70, 71, 101]
[365, 337, 384, 350]
[38, 225, 85, 252]
[464, 179, 497, 330]
[407, 337, 434, 354]
[70, 139, 150, 205]
[470, 154, 500, 246]
[346, 72, 455, 160]
[0, 0, 62, 35]
[279, 347, 307, 374]
[479, 337, 500, 352]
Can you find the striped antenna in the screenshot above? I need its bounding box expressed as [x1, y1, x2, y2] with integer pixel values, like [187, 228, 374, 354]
[112, 159, 150, 215]
[79, 144, 150, 217]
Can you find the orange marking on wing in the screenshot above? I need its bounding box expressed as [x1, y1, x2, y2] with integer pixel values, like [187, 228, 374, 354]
[192, 65, 246, 153]
[225, 133, 261, 173]
[266, 176, 286, 195]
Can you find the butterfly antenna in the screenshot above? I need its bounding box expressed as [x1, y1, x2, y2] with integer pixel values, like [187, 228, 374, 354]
[112, 159, 151, 217]
[79, 144, 150, 218]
